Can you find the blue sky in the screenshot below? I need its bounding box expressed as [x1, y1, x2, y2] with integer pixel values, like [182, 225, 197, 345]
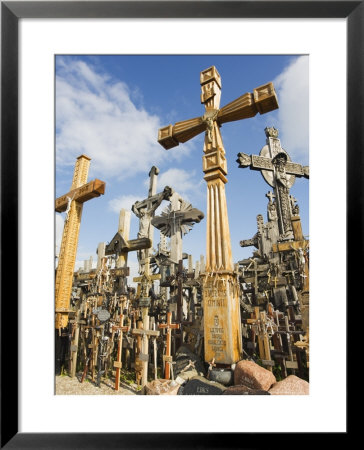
[55, 55, 309, 284]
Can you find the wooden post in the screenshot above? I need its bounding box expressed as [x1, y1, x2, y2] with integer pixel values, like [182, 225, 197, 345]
[113, 313, 129, 391]
[70, 309, 83, 378]
[132, 319, 160, 387]
[158, 312, 180, 380]
[134, 320, 143, 386]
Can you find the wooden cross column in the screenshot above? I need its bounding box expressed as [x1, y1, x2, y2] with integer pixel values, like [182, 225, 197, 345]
[55, 155, 105, 330]
[158, 66, 279, 365]
[158, 311, 180, 380]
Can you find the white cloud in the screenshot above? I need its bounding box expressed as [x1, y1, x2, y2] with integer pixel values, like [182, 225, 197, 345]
[108, 194, 141, 214]
[56, 58, 191, 179]
[157, 168, 204, 204]
[273, 55, 309, 163]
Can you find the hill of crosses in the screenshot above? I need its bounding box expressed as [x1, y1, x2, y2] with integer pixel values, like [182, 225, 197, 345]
[55, 66, 309, 396]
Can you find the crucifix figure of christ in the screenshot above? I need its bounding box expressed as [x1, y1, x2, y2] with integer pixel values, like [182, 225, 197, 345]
[131, 166, 173, 275]
[158, 66, 279, 365]
[55, 154, 105, 331]
[237, 126, 309, 241]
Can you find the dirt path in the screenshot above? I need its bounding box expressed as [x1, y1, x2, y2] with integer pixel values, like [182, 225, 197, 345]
[55, 372, 139, 395]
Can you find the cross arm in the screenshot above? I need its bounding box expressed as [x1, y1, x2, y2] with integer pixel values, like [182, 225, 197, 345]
[105, 231, 152, 255]
[55, 179, 105, 212]
[218, 82, 278, 124]
[133, 273, 161, 283]
[132, 328, 160, 337]
[237, 153, 309, 179]
[157, 82, 278, 151]
[159, 323, 180, 330]
[158, 117, 205, 150]
[151, 208, 204, 234]
[112, 325, 130, 333]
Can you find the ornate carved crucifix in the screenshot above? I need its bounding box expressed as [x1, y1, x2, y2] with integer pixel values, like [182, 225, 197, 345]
[237, 127, 309, 240]
[158, 66, 279, 365]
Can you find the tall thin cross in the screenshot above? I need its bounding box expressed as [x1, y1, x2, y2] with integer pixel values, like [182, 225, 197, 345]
[55, 155, 105, 330]
[158, 66, 279, 365]
[131, 166, 172, 274]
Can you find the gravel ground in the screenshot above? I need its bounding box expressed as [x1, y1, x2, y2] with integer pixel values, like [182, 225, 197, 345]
[55, 372, 140, 395]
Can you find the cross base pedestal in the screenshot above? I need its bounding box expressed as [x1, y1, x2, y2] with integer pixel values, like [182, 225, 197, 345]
[201, 271, 242, 365]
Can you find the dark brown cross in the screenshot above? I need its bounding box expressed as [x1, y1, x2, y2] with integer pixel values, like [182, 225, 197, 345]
[158, 312, 180, 380]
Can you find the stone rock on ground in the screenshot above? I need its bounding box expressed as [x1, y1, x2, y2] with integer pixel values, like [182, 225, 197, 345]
[222, 385, 270, 395]
[144, 379, 180, 395]
[269, 375, 309, 395]
[177, 375, 226, 395]
[174, 345, 206, 381]
[208, 368, 233, 386]
[234, 360, 276, 391]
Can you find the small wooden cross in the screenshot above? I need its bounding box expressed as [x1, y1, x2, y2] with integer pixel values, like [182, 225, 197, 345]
[158, 312, 180, 380]
[112, 313, 130, 391]
[133, 257, 161, 308]
[132, 316, 160, 387]
[245, 307, 274, 371]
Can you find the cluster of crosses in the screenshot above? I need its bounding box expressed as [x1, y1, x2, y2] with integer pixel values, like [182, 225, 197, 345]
[55, 66, 309, 391]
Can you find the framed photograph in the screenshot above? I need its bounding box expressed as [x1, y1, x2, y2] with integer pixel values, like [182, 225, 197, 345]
[2, 1, 359, 447]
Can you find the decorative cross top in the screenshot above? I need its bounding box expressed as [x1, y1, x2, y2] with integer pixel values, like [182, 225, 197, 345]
[237, 127, 309, 188]
[151, 191, 204, 265]
[237, 127, 309, 240]
[151, 196, 204, 239]
[158, 67, 279, 152]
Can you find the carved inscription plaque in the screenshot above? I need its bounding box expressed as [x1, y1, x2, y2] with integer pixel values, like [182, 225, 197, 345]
[203, 273, 242, 364]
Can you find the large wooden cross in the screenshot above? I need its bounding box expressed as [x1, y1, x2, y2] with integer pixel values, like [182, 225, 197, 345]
[55, 155, 105, 330]
[158, 66, 278, 365]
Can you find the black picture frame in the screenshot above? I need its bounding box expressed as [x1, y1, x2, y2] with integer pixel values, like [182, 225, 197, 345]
[1, 1, 357, 447]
